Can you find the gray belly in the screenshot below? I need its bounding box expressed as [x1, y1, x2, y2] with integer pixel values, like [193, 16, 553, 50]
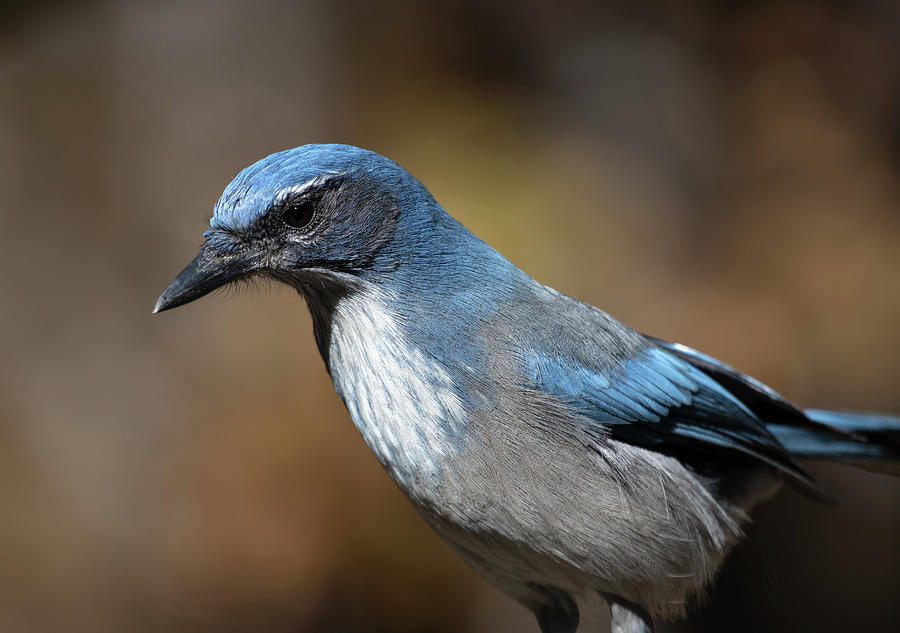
[403, 395, 765, 620]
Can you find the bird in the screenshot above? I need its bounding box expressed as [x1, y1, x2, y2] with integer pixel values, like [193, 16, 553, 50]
[155, 144, 900, 633]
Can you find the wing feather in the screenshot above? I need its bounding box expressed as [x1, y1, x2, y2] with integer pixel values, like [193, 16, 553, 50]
[523, 343, 815, 488]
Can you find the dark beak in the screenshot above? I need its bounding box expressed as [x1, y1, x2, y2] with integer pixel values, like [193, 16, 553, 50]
[153, 243, 252, 314]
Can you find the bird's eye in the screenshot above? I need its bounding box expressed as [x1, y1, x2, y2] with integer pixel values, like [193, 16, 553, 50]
[283, 200, 315, 229]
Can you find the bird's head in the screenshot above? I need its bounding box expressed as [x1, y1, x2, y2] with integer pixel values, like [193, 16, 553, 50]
[154, 144, 435, 314]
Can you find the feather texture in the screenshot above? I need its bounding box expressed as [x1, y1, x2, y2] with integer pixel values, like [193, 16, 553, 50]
[156, 144, 900, 633]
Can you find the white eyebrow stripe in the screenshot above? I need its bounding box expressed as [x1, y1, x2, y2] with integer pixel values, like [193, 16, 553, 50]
[274, 171, 346, 205]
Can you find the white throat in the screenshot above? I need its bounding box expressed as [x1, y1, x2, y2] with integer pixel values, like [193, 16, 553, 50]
[325, 286, 467, 491]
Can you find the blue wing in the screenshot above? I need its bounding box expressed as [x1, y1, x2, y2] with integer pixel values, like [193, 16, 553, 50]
[523, 341, 815, 487]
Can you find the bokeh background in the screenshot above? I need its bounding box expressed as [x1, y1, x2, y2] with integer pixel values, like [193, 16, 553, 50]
[2, 1, 900, 631]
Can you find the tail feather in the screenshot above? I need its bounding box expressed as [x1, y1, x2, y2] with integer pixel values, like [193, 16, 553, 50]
[648, 336, 900, 476]
[804, 409, 900, 439]
[769, 409, 900, 475]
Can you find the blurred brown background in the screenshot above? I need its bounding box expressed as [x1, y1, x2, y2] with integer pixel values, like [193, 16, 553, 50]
[2, 1, 900, 632]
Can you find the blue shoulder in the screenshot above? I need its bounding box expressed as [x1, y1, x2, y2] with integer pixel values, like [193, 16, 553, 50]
[522, 342, 809, 482]
[524, 345, 750, 421]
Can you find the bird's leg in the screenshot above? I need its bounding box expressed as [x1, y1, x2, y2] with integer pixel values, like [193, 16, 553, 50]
[529, 585, 580, 633]
[608, 597, 654, 633]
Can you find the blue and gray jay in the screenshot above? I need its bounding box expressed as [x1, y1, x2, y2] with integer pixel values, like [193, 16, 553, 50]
[155, 144, 900, 633]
